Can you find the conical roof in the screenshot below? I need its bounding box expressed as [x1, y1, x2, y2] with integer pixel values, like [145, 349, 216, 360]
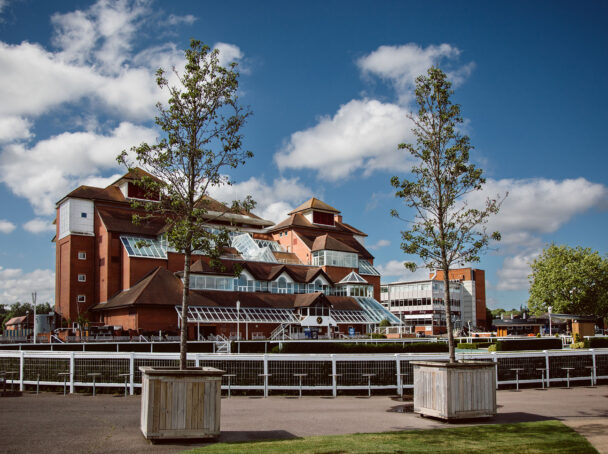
[288, 197, 340, 215]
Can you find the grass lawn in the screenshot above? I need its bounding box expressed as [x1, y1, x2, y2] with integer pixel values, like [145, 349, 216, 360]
[182, 420, 598, 454]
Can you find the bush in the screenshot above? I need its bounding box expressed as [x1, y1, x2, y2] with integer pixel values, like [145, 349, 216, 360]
[570, 341, 587, 349]
[272, 341, 448, 354]
[494, 338, 563, 351]
[457, 343, 479, 349]
[370, 333, 387, 339]
[574, 333, 581, 343]
[588, 337, 608, 348]
[476, 342, 495, 348]
[488, 344, 497, 352]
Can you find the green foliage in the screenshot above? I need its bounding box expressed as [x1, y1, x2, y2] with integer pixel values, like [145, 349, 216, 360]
[457, 342, 479, 349]
[487, 344, 497, 352]
[370, 333, 387, 339]
[588, 337, 608, 348]
[494, 339, 562, 351]
[378, 318, 391, 327]
[271, 342, 448, 354]
[528, 244, 608, 318]
[390, 67, 504, 362]
[117, 40, 253, 369]
[569, 341, 587, 349]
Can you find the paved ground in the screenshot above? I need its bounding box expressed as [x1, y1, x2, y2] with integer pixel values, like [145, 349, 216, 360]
[0, 386, 607, 453]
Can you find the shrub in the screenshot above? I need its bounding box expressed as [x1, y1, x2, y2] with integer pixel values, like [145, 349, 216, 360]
[476, 342, 495, 348]
[494, 338, 563, 351]
[371, 333, 387, 339]
[574, 333, 581, 343]
[457, 343, 479, 349]
[569, 342, 586, 349]
[588, 337, 608, 348]
[272, 341, 448, 354]
[488, 344, 497, 352]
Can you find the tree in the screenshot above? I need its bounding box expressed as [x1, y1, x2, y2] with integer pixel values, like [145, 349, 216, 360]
[391, 67, 503, 363]
[528, 244, 608, 319]
[1, 302, 53, 330]
[118, 40, 253, 370]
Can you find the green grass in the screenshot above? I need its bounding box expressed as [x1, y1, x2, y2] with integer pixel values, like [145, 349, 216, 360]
[182, 420, 598, 454]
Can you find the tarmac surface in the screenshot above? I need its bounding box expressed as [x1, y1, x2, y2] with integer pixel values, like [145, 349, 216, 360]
[0, 386, 607, 453]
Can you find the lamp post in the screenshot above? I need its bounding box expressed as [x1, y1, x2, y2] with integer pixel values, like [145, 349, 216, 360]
[236, 300, 240, 354]
[548, 306, 552, 336]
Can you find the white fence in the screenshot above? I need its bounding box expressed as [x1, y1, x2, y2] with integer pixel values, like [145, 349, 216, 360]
[1, 349, 606, 397]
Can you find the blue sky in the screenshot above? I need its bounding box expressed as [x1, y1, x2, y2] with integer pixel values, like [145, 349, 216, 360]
[0, 0, 606, 310]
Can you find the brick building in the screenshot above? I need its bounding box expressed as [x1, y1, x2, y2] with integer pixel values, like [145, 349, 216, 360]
[54, 170, 397, 339]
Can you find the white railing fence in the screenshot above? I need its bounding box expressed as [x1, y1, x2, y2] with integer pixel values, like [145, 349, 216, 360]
[0, 349, 605, 396]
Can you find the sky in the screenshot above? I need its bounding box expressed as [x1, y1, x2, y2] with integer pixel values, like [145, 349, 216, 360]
[0, 0, 606, 310]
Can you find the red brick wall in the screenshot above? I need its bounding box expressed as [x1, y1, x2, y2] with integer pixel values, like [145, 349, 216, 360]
[474, 269, 486, 326]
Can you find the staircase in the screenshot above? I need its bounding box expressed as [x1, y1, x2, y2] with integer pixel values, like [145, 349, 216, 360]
[270, 324, 292, 340]
[212, 334, 231, 353]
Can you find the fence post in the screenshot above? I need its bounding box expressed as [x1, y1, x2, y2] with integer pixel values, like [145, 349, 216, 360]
[195, 353, 200, 368]
[263, 354, 269, 397]
[590, 349, 596, 386]
[395, 354, 402, 395]
[19, 351, 24, 391]
[331, 354, 337, 397]
[129, 352, 135, 396]
[491, 351, 498, 389]
[69, 351, 75, 394]
[544, 350, 550, 388]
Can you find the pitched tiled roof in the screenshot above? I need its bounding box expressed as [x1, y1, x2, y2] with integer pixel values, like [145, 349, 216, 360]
[91, 267, 211, 310]
[337, 221, 367, 237]
[272, 251, 302, 264]
[60, 185, 126, 205]
[296, 230, 373, 260]
[110, 167, 164, 187]
[97, 207, 166, 236]
[311, 234, 359, 253]
[288, 198, 340, 215]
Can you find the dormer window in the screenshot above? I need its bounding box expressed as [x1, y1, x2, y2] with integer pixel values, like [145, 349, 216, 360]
[126, 182, 160, 201]
[312, 211, 334, 226]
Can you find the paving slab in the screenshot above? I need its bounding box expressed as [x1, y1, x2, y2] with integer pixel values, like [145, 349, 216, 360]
[0, 386, 606, 453]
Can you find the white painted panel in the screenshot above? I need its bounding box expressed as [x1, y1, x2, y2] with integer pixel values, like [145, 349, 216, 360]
[68, 199, 94, 235]
[354, 235, 365, 246]
[58, 202, 70, 240]
[303, 212, 313, 223]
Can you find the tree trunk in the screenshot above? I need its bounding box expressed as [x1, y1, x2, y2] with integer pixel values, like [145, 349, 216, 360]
[443, 267, 456, 363]
[180, 249, 192, 370]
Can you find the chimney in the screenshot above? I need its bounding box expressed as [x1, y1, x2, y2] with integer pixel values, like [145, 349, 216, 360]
[334, 214, 343, 223]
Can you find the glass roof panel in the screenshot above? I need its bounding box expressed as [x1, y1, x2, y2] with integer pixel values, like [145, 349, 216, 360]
[120, 235, 167, 259]
[353, 297, 401, 324]
[358, 259, 380, 276]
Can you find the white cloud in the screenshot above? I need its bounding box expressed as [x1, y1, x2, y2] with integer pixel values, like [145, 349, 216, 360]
[0, 122, 157, 215]
[0, 116, 32, 143]
[375, 259, 431, 283]
[0, 219, 16, 234]
[214, 42, 243, 65]
[357, 43, 472, 104]
[0, 267, 55, 305]
[275, 99, 414, 180]
[496, 251, 540, 291]
[467, 177, 608, 247]
[368, 239, 390, 250]
[165, 14, 196, 26]
[23, 218, 55, 234]
[208, 176, 314, 223]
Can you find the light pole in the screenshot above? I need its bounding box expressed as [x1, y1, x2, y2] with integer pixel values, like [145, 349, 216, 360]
[548, 306, 552, 336]
[236, 300, 240, 354]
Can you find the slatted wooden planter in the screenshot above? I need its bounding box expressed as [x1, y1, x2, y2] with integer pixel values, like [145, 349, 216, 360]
[140, 367, 225, 440]
[412, 360, 496, 421]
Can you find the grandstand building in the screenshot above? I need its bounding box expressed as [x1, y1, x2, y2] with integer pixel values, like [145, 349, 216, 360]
[54, 169, 398, 339]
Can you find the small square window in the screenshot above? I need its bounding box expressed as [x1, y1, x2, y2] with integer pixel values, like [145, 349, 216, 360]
[77, 295, 86, 303]
[81, 212, 87, 218]
[78, 252, 86, 260]
[78, 274, 86, 282]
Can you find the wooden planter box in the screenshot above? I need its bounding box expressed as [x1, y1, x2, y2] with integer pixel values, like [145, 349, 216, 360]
[412, 360, 496, 421]
[140, 367, 225, 440]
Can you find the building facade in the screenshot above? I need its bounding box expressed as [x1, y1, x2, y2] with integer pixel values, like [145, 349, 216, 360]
[54, 170, 397, 339]
[380, 268, 487, 335]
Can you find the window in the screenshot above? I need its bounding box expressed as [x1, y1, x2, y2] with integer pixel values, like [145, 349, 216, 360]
[77, 274, 86, 282]
[77, 295, 86, 303]
[81, 212, 87, 218]
[78, 251, 87, 260]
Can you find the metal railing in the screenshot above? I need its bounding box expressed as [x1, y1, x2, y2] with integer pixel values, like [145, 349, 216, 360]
[0, 348, 605, 396]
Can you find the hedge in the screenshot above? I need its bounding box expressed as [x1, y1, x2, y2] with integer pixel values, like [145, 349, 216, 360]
[494, 338, 562, 351]
[457, 343, 479, 349]
[271, 341, 448, 354]
[588, 337, 608, 348]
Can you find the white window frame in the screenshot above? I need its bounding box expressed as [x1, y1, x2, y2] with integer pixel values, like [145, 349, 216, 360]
[77, 274, 86, 282]
[77, 251, 87, 260]
[77, 295, 86, 303]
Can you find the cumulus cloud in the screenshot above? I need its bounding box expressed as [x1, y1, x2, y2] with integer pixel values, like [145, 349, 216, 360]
[375, 260, 431, 283]
[23, 218, 55, 234]
[0, 267, 55, 305]
[368, 239, 390, 250]
[208, 176, 314, 223]
[0, 122, 157, 215]
[0, 219, 16, 234]
[357, 43, 473, 104]
[496, 251, 541, 291]
[467, 177, 608, 247]
[275, 99, 414, 180]
[0, 116, 32, 143]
